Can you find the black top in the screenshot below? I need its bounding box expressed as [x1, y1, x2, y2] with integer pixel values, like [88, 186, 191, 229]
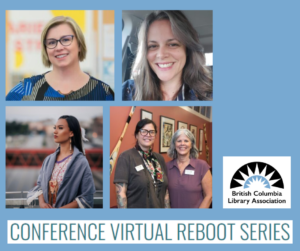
[114, 148, 168, 208]
[122, 79, 199, 101]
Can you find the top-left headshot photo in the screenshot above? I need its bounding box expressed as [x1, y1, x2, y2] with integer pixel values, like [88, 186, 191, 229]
[6, 10, 115, 101]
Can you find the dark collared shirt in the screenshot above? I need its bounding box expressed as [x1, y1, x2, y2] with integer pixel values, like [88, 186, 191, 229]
[166, 158, 210, 208]
[114, 148, 168, 208]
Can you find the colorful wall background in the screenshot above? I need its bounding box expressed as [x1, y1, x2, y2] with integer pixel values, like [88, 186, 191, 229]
[6, 10, 115, 94]
[110, 106, 212, 208]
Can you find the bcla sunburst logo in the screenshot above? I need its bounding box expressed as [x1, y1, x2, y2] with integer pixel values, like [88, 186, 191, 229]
[223, 157, 291, 209]
[230, 162, 284, 190]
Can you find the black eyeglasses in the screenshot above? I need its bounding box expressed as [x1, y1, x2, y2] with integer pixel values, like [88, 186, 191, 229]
[139, 129, 156, 136]
[44, 35, 74, 49]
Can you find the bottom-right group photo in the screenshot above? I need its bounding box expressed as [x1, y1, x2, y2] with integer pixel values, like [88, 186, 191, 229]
[110, 106, 212, 209]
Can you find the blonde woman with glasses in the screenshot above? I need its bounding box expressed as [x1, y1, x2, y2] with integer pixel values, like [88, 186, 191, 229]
[6, 16, 114, 101]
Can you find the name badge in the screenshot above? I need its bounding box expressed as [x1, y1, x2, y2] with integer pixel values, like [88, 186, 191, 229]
[185, 170, 195, 175]
[135, 165, 144, 172]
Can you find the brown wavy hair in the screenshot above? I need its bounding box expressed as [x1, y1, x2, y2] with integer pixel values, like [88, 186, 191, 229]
[131, 11, 212, 100]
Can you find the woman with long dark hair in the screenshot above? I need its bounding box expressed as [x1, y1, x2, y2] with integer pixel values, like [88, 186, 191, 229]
[27, 115, 95, 208]
[114, 119, 169, 208]
[122, 11, 212, 101]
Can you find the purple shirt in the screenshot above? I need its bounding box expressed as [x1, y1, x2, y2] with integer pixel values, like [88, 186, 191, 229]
[166, 158, 210, 208]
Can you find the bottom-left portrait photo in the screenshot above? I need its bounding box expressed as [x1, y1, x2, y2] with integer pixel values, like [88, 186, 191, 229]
[5, 106, 103, 209]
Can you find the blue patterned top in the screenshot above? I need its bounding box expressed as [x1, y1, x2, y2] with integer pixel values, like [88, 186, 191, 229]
[6, 73, 114, 101]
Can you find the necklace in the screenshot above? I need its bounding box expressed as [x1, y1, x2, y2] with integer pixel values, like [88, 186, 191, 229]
[49, 155, 72, 207]
[51, 154, 72, 183]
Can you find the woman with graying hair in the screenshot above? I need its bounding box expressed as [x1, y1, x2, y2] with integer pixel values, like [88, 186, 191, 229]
[122, 10, 212, 101]
[166, 129, 212, 208]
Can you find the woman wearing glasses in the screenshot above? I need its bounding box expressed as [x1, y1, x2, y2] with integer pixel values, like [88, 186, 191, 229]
[6, 16, 114, 101]
[113, 119, 170, 208]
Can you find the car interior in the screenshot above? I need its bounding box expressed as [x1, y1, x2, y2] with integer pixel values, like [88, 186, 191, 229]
[122, 10, 213, 83]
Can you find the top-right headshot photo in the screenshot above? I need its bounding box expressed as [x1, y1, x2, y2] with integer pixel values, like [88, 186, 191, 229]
[122, 10, 213, 101]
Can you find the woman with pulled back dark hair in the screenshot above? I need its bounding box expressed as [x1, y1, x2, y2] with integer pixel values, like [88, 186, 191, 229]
[114, 119, 169, 208]
[27, 115, 95, 208]
[59, 115, 84, 154]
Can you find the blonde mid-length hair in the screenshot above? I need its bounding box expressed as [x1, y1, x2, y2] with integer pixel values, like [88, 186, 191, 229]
[41, 16, 87, 67]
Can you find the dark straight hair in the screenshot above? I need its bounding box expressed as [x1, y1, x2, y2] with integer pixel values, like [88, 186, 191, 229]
[59, 115, 84, 154]
[134, 118, 157, 136]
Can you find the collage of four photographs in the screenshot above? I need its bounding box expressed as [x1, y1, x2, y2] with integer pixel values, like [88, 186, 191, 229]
[5, 10, 213, 209]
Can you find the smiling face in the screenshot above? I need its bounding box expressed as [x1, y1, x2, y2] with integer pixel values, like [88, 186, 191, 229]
[46, 23, 80, 69]
[53, 119, 74, 144]
[175, 133, 192, 157]
[136, 123, 156, 151]
[147, 19, 186, 86]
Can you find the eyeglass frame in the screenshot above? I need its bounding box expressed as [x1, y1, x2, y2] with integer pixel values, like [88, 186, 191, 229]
[139, 129, 156, 136]
[44, 35, 75, 49]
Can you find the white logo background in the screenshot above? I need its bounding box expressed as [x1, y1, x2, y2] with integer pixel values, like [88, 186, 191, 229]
[223, 157, 291, 209]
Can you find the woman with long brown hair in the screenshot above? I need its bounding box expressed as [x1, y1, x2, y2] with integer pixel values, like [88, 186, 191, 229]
[122, 11, 212, 101]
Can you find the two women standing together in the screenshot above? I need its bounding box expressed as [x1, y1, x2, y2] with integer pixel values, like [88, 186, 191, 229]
[113, 119, 212, 208]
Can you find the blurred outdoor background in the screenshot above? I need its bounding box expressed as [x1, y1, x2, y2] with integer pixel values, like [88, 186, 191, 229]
[6, 10, 115, 95]
[6, 106, 103, 208]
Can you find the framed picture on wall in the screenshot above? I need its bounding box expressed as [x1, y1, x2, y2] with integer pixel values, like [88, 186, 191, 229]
[190, 125, 197, 140]
[199, 129, 203, 153]
[160, 116, 175, 153]
[177, 121, 188, 130]
[140, 109, 153, 120]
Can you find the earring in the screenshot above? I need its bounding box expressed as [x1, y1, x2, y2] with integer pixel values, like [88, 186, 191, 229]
[70, 138, 72, 153]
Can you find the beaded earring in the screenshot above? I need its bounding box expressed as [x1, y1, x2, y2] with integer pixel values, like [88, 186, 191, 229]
[70, 138, 72, 153]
